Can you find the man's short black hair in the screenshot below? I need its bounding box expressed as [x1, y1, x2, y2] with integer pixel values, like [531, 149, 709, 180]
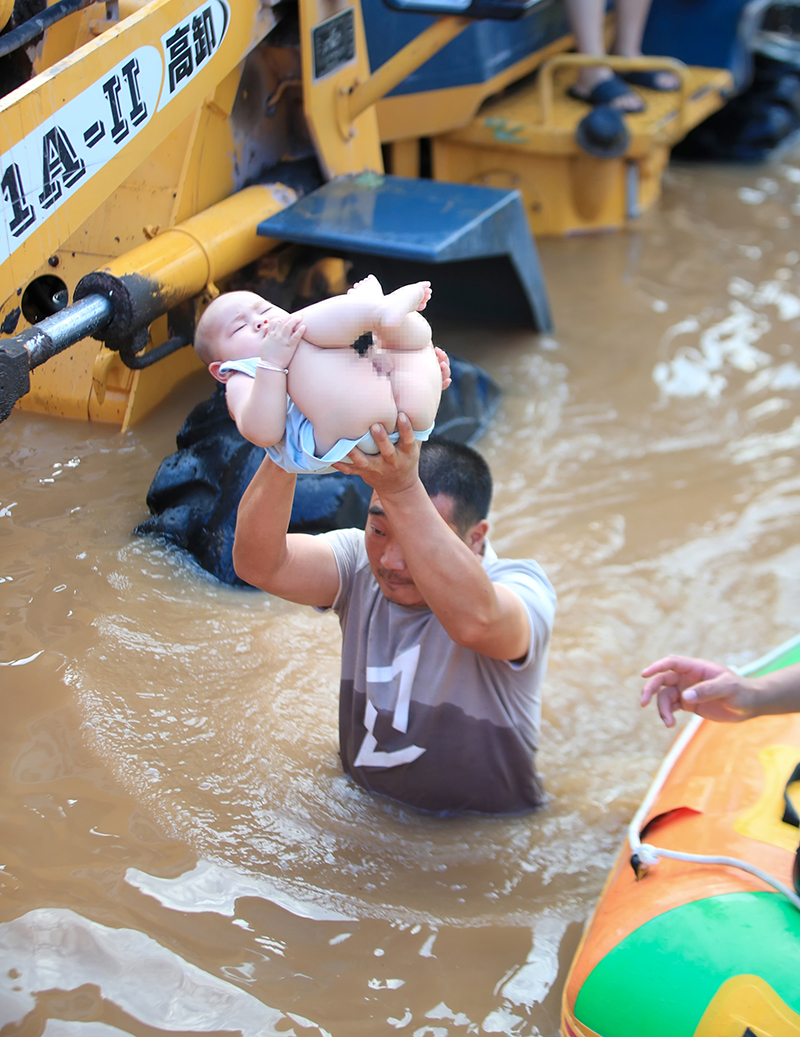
[418, 439, 492, 535]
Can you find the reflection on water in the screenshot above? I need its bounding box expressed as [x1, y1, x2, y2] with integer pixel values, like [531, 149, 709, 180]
[3, 155, 800, 1035]
[0, 908, 286, 1035]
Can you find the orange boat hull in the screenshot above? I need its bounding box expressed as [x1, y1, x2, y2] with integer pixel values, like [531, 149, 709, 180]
[562, 641, 800, 1037]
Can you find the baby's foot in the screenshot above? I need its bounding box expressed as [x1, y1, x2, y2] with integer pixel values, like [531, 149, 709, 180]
[378, 281, 432, 328]
[348, 274, 384, 299]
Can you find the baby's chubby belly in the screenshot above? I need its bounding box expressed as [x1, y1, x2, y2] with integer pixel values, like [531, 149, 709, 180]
[287, 341, 397, 450]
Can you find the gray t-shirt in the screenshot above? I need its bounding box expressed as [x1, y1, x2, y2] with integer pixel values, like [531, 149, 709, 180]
[318, 528, 556, 815]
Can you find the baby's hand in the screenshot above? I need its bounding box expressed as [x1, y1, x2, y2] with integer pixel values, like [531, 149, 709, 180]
[261, 314, 306, 368]
[434, 347, 452, 390]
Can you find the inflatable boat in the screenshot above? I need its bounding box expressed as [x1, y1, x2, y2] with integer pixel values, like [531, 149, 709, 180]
[561, 634, 800, 1037]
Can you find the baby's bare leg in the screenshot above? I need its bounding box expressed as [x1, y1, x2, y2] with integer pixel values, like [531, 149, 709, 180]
[348, 274, 383, 299]
[377, 310, 432, 351]
[293, 281, 431, 347]
[379, 281, 431, 329]
[387, 346, 442, 432]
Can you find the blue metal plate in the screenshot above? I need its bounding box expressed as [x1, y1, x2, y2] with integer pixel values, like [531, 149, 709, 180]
[257, 173, 551, 330]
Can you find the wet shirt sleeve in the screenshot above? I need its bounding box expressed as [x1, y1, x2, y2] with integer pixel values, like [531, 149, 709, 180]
[488, 557, 556, 671]
[311, 528, 368, 617]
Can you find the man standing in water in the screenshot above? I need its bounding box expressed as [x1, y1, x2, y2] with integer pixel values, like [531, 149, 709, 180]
[232, 417, 556, 815]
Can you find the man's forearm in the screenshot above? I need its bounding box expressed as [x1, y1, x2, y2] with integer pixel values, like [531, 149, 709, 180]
[751, 664, 800, 717]
[381, 481, 515, 650]
[338, 420, 532, 659]
[232, 457, 296, 588]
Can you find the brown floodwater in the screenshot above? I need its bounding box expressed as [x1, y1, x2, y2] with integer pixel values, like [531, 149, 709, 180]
[3, 154, 800, 1036]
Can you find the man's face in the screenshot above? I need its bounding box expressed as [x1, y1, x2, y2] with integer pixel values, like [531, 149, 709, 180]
[364, 491, 483, 608]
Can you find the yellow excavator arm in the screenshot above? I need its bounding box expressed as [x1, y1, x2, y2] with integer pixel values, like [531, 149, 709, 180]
[0, 0, 275, 302]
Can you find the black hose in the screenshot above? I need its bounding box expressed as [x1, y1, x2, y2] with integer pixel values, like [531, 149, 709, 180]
[0, 0, 102, 60]
[121, 336, 191, 369]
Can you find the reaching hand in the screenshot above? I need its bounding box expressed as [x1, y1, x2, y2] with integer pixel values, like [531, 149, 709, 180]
[640, 655, 756, 727]
[434, 347, 452, 390]
[261, 314, 305, 369]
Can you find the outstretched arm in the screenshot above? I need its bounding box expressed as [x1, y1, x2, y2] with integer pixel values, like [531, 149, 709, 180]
[232, 457, 340, 607]
[641, 654, 800, 727]
[227, 315, 306, 448]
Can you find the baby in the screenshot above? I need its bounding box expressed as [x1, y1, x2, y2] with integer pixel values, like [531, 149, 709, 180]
[193, 276, 446, 473]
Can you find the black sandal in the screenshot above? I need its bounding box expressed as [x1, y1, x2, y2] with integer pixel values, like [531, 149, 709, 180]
[567, 75, 646, 113]
[619, 69, 679, 92]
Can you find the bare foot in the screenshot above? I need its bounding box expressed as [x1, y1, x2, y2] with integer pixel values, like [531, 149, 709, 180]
[378, 281, 432, 328]
[415, 283, 432, 312]
[348, 274, 384, 299]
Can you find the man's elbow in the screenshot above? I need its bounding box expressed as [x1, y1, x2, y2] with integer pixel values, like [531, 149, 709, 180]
[232, 533, 288, 593]
[450, 612, 531, 661]
[449, 612, 499, 653]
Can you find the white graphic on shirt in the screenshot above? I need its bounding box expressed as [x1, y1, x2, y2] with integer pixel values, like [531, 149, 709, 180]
[354, 644, 426, 768]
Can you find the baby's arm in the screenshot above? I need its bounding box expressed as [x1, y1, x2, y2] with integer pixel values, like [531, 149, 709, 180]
[227, 314, 306, 448]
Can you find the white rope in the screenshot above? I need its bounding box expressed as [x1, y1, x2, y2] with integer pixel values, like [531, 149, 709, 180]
[627, 713, 703, 854]
[628, 639, 800, 913]
[635, 843, 800, 911]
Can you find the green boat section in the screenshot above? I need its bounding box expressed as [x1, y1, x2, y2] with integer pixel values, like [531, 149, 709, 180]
[574, 891, 800, 1036]
[745, 635, 800, 679]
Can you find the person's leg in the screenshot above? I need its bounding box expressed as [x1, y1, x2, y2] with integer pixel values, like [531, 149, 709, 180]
[565, 0, 645, 111]
[292, 280, 431, 347]
[565, 0, 607, 57]
[613, 0, 679, 90]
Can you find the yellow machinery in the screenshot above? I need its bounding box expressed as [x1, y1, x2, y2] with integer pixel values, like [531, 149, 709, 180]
[0, 0, 293, 427]
[0, 0, 527, 428]
[0, 0, 736, 428]
[429, 54, 732, 236]
[374, 16, 732, 237]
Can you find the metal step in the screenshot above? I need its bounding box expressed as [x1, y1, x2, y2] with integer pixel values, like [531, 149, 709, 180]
[257, 172, 552, 331]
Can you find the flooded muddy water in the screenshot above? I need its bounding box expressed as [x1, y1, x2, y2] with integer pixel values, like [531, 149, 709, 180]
[4, 154, 800, 1036]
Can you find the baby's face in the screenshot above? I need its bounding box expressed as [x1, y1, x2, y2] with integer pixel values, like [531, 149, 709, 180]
[212, 293, 272, 361]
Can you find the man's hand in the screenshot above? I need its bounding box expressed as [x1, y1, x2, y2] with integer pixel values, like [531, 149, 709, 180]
[434, 347, 452, 390]
[641, 655, 756, 727]
[331, 413, 420, 498]
[261, 314, 305, 369]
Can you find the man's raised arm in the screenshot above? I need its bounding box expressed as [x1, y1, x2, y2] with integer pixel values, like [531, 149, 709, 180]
[381, 484, 532, 662]
[333, 418, 535, 662]
[232, 457, 340, 607]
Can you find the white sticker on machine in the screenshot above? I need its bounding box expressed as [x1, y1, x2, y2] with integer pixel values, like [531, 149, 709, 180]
[0, 46, 162, 266]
